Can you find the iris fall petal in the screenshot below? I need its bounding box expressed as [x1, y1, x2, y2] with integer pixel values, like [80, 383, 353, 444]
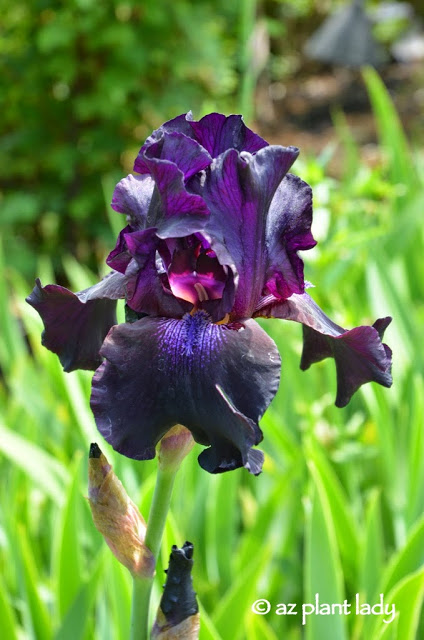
[90, 312, 281, 474]
[256, 292, 392, 407]
[26, 271, 125, 372]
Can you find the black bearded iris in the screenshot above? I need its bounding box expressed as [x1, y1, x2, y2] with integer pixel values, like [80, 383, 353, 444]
[27, 112, 393, 475]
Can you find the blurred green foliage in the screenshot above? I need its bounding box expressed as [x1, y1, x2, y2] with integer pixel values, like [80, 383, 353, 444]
[0, 0, 239, 278]
[1, 65, 424, 639]
[1, 4, 424, 635]
[1, 0, 419, 282]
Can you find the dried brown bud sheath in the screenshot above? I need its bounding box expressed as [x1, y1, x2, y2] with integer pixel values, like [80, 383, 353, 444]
[88, 443, 155, 578]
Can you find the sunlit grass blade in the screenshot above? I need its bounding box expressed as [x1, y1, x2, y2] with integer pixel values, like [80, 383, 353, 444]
[332, 108, 361, 186]
[359, 490, 384, 603]
[246, 615, 280, 640]
[105, 558, 131, 640]
[198, 601, 223, 640]
[366, 259, 416, 366]
[54, 455, 85, 618]
[406, 375, 424, 527]
[0, 240, 27, 373]
[305, 462, 348, 640]
[62, 255, 97, 292]
[161, 508, 184, 570]
[236, 472, 296, 573]
[15, 525, 53, 640]
[376, 620, 398, 640]
[59, 371, 99, 445]
[362, 66, 416, 189]
[383, 515, 424, 596]
[0, 573, 19, 640]
[205, 472, 239, 591]
[212, 543, 272, 640]
[361, 515, 424, 638]
[0, 422, 68, 504]
[54, 553, 104, 640]
[102, 172, 126, 239]
[375, 568, 424, 640]
[306, 440, 359, 586]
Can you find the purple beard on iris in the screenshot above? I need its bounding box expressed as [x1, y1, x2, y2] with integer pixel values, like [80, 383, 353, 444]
[27, 112, 393, 475]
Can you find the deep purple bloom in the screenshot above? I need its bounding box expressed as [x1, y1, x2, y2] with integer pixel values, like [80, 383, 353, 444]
[27, 112, 392, 475]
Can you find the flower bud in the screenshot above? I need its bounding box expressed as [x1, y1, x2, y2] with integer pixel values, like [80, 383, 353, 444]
[151, 541, 199, 639]
[158, 425, 195, 473]
[88, 443, 155, 578]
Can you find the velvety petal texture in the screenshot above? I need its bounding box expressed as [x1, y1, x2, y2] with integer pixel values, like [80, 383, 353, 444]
[136, 131, 212, 181]
[190, 145, 304, 318]
[134, 111, 268, 174]
[26, 271, 125, 372]
[27, 111, 393, 475]
[91, 312, 281, 474]
[264, 174, 316, 300]
[256, 292, 392, 407]
[108, 114, 314, 322]
[106, 224, 133, 274]
[109, 171, 211, 317]
[111, 174, 154, 229]
[188, 112, 268, 157]
[112, 169, 209, 238]
[123, 234, 193, 318]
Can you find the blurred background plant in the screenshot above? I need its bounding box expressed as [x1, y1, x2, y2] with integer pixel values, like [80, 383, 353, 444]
[1, 0, 239, 278]
[2, 0, 424, 281]
[1, 1, 424, 639]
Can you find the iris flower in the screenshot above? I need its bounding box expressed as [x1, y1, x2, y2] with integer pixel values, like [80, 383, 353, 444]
[27, 113, 392, 475]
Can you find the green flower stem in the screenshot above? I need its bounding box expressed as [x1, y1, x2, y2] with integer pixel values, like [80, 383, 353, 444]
[130, 466, 178, 640]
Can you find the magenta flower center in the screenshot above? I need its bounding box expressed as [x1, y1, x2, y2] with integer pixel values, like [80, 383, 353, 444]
[165, 237, 227, 305]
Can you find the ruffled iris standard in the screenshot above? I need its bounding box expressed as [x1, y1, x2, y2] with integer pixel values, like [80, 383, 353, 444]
[27, 112, 392, 475]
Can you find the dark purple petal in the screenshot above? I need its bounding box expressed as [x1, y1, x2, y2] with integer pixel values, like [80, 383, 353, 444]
[76, 271, 125, 303]
[90, 313, 281, 474]
[135, 132, 212, 180]
[136, 112, 195, 158]
[124, 231, 193, 318]
[112, 162, 209, 240]
[264, 174, 316, 299]
[111, 175, 154, 229]
[256, 292, 392, 407]
[106, 224, 133, 273]
[188, 113, 269, 156]
[136, 112, 267, 164]
[190, 145, 300, 319]
[120, 228, 234, 321]
[26, 271, 125, 372]
[142, 159, 210, 238]
[198, 272, 236, 322]
[110, 165, 213, 316]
